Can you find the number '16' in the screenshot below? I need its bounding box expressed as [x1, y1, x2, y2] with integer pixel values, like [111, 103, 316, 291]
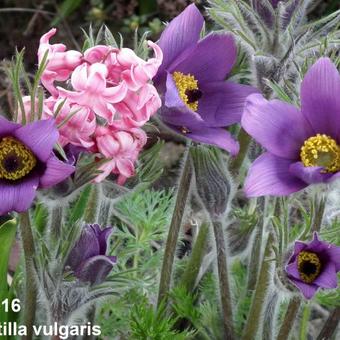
[1, 299, 21, 312]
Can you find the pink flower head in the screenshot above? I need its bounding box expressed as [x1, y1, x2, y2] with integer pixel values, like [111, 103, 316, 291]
[94, 126, 147, 184]
[44, 98, 96, 148]
[38, 29, 83, 97]
[58, 63, 128, 124]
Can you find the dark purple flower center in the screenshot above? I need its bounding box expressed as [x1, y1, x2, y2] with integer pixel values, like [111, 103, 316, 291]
[185, 89, 202, 103]
[0, 137, 36, 181]
[297, 251, 321, 283]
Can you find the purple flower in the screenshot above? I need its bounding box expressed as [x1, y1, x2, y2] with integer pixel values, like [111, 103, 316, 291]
[285, 233, 340, 299]
[66, 224, 116, 285]
[153, 4, 258, 155]
[0, 116, 74, 215]
[242, 58, 340, 197]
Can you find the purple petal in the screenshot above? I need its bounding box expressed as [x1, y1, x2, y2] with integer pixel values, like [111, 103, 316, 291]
[301, 58, 340, 138]
[242, 94, 314, 159]
[285, 261, 300, 280]
[39, 154, 75, 188]
[305, 233, 332, 254]
[325, 245, 340, 271]
[289, 162, 332, 185]
[198, 81, 259, 127]
[289, 278, 319, 299]
[97, 226, 113, 255]
[164, 72, 191, 110]
[244, 153, 306, 197]
[67, 225, 100, 269]
[76, 255, 116, 285]
[155, 4, 204, 82]
[14, 119, 59, 162]
[0, 176, 39, 215]
[160, 105, 204, 127]
[0, 116, 20, 137]
[314, 262, 338, 289]
[169, 34, 237, 84]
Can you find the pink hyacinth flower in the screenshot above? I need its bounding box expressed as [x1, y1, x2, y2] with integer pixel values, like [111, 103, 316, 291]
[38, 28, 83, 97]
[58, 63, 128, 124]
[94, 126, 147, 184]
[44, 97, 96, 148]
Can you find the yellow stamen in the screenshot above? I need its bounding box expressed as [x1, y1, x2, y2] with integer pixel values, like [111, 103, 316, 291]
[300, 134, 340, 173]
[172, 71, 200, 111]
[297, 251, 321, 284]
[0, 137, 36, 181]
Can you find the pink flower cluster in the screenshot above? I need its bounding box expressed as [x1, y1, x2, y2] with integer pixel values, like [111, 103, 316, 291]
[27, 28, 162, 184]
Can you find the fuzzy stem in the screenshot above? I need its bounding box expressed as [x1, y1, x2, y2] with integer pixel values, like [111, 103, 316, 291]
[180, 221, 209, 292]
[50, 205, 63, 239]
[311, 195, 326, 233]
[242, 233, 275, 340]
[19, 211, 37, 340]
[212, 219, 235, 340]
[229, 128, 251, 175]
[246, 198, 265, 291]
[84, 185, 99, 223]
[317, 307, 340, 340]
[157, 147, 192, 306]
[276, 296, 301, 340]
[299, 303, 311, 340]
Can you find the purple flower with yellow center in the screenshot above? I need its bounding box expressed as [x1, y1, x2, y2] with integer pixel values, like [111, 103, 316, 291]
[66, 224, 116, 285]
[242, 58, 340, 197]
[285, 233, 340, 299]
[153, 4, 258, 155]
[0, 116, 74, 215]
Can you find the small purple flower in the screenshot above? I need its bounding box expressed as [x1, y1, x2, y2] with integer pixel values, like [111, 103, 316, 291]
[285, 233, 340, 299]
[242, 58, 340, 197]
[153, 4, 258, 155]
[0, 116, 74, 215]
[66, 224, 116, 285]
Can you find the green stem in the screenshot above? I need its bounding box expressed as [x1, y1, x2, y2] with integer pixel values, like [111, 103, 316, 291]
[180, 221, 210, 292]
[299, 303, 311, 340]
[242, 233, 275, 340]
[50, 205, 63, 240]
[229, 128, 251, 175]
[311, 195, 326, 233]
[157, 147, 192, 306]
[212, 219, 235, 340]
[84, 185, 99, 223]
[246, 198, 265, 291]
[276, 296, 301, 340]
[19, 211, 37, 340]
[317, 306, 340, 340]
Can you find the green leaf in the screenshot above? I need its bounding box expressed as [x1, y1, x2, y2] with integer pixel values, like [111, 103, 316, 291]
[68, 185, 92, 225]
[0, 219, 17, 323]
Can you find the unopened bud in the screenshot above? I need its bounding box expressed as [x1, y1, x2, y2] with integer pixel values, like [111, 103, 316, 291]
[190, 145, 233, 219]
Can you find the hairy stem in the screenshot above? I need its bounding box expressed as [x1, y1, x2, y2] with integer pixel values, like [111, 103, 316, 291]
[242, 233, 275, 340]
[212, 219, 235, 340]
[229, 128, 251, 175]
[50, 205, 63, 239]
[276, 296, 301, 340]
[299, 303, 311, 340]
[311, 195, 326, 233]
[180, 221, 209, 292]
[317, 306, 340, 340]
[157, 148, 192, 306]
[19, 211, 37, 340]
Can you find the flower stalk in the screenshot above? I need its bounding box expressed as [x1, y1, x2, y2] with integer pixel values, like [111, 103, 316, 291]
[180, 221, 210, 292]
[19, 211, 37, 340]
[242, 232, 275, 340]
[212, 219, 235, 340]
[157, 146, 192, 306]
[317, 306, 340, 340]
[276, 296, 301, 340]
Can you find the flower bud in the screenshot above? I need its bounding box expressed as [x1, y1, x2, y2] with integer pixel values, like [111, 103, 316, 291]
[190, 145, 233, 219]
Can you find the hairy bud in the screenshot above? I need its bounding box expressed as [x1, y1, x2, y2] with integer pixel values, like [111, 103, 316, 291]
[190, 145, 233, 219]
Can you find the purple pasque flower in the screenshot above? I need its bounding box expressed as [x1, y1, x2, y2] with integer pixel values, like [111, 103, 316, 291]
[153, 4, 258, 155]
[66, 224, 116, 285]
[242, 58, 340, 197]
[285, 233, 340, 299]
[0, 116, 74, 215]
